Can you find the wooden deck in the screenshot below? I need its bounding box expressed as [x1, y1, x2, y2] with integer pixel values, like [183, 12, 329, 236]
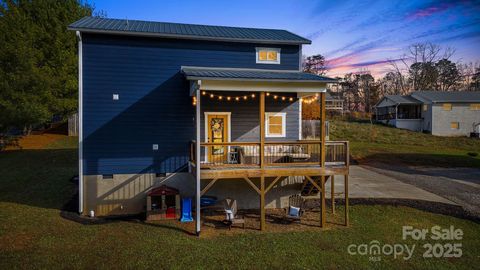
[198, 164, 348, 179]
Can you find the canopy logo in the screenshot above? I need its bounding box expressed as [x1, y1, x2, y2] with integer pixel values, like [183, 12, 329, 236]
[347, 225, 463, 262]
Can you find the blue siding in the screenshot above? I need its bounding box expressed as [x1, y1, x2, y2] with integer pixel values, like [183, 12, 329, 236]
[200, 92, 299, 142]
[82, 34, 300, 175]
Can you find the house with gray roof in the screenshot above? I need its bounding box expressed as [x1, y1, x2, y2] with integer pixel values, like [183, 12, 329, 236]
[69, 16, 349, 232]
[375, 91, 480, 136]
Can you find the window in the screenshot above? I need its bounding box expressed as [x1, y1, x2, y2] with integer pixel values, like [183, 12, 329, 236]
[450, 122, 459, 129]
[265, 112, 286, 137]
[423, 104, 428, 111]
[470, 103, 480, 110]
[443, 103, 452, 111]
[256, 47, 281, 64]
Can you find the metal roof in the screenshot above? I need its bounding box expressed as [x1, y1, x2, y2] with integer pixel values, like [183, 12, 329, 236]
[386, 95, 422, 105]
[69, 17, 311, 45]
[411, 91, 480, 103]
[181, 67, 337, 82]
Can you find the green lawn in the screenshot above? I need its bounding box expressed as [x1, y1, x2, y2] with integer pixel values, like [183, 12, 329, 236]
[330, 120, 480, 168]
[1, 135, 480, 268]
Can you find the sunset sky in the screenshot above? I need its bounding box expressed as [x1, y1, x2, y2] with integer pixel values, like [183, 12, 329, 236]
[92, 0, 480, 78]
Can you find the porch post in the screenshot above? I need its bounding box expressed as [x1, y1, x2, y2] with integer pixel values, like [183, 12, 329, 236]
[259, 91, 266, 230]
[320, 92, 326, 167]
[195, 88, 201, 236]
[260, 92, 265, 168]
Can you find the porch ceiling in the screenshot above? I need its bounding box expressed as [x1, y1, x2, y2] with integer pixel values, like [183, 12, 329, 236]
[182, 66, 336, 94]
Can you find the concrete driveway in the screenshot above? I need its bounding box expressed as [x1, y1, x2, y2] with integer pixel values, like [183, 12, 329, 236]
[326, 165, 455, 205]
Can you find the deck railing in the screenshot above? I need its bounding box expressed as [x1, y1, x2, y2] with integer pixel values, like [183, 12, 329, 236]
[190, 140, 349, 169]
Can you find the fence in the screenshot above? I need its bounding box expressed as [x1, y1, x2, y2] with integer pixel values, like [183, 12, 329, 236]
[68, 113, 79, 136]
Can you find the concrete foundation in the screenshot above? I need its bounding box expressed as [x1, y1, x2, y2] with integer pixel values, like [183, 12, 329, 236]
[83, 173, 307, 216]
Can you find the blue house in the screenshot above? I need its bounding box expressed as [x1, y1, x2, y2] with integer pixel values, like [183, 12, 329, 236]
[69, 17, 349, 233]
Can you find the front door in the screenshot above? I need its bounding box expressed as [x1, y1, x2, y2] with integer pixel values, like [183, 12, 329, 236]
[207, 114, 229, 163]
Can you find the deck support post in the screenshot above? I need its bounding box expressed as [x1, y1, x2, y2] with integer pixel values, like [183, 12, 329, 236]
[260, 92, 265, 168]
[195, 88, 201, 236]
[320, 176, 326, 228]
[345, 174, 349, 226]
[331, 175, 335, 214]
[260, 176, 266, 231]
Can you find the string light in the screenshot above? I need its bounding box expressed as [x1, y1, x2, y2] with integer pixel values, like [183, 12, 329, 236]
[192, 96, 197, 106]
[201, 91, 297, 103]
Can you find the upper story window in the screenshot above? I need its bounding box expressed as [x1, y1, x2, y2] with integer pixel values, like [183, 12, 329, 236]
[265, 112, 286, 137]
[256, 47, 281, 64]
[470, 103, 480, 110]
[442, 103, 452, 111]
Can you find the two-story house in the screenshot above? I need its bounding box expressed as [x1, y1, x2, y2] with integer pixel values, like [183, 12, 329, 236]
[69, 17, 349, 233]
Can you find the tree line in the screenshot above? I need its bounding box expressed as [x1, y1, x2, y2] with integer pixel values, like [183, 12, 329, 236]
[0, 0, 96, 137]
[303, 42, 480, 114]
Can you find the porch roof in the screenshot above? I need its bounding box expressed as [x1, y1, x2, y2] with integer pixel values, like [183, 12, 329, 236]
[181, 66, 337, 83]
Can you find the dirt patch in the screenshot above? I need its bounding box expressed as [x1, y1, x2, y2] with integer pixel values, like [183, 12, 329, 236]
[5, 133, 68, 150]
[0, 232, 34, 251]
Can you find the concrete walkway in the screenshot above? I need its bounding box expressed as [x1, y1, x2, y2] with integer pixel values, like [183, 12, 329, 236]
[325, 165, 455, 205]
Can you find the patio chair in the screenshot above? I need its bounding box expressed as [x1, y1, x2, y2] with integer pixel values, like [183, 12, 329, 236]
[285, 195, 305, 221]
[223, 198, 245, 229]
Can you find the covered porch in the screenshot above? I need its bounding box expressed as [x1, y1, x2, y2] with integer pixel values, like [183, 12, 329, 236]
[182, 66, 349, 234]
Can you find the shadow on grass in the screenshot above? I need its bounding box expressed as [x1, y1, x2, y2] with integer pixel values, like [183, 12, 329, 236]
[0, 148, 78, 210]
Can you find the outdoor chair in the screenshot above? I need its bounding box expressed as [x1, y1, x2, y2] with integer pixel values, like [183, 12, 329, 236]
[285, 194, 305, 221]
[222, 198, 245, 229]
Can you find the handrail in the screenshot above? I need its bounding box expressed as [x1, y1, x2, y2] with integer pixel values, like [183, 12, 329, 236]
[191, 140, 349, 168]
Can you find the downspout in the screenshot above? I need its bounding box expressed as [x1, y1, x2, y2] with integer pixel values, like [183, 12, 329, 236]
[76, 31, 83, 214]
[195, 85, 201, 236]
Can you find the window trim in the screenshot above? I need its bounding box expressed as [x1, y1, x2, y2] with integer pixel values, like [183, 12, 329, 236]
[256, 47, 281, 64]
[265, 112, 286, 137]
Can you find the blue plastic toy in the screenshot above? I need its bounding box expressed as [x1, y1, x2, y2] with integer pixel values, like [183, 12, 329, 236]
[180, 197, 193, 222]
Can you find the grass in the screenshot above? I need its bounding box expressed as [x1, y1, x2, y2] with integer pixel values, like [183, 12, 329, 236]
[1, 134, 480, 268]
[330, 120, 480, 168]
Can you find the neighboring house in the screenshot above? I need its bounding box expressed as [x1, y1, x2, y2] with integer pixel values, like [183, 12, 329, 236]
[375, 91, 480, 136]
[69, 17, 349, 233]
[326, 91, 344, 114]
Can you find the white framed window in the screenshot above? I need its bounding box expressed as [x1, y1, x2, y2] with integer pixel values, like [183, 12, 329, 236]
[265, 112, 286, 137]
[256, 47, 281, 64]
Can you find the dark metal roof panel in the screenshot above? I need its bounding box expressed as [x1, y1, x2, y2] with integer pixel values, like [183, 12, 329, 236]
[181, 67, 337, 82]
[69, 17, 311, 45]
[385, 95, 422, 104]
[411, 91, 480, 103]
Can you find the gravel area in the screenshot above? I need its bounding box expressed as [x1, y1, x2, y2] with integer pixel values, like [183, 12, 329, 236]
[363, 163, 480, 218]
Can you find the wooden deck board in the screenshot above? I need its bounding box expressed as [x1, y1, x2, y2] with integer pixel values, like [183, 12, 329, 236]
[199, 165, 348, 179]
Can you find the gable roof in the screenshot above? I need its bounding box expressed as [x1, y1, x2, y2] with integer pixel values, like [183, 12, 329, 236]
[375, 95, 421, 108]
[411, 91, 480, 103]
[181, 66, 337, 82]
[69, 17, 311, 45]
[386, 95, 422, 104]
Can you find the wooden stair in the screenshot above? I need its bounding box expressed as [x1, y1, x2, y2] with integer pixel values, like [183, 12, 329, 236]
[301, 176, 330, 196]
